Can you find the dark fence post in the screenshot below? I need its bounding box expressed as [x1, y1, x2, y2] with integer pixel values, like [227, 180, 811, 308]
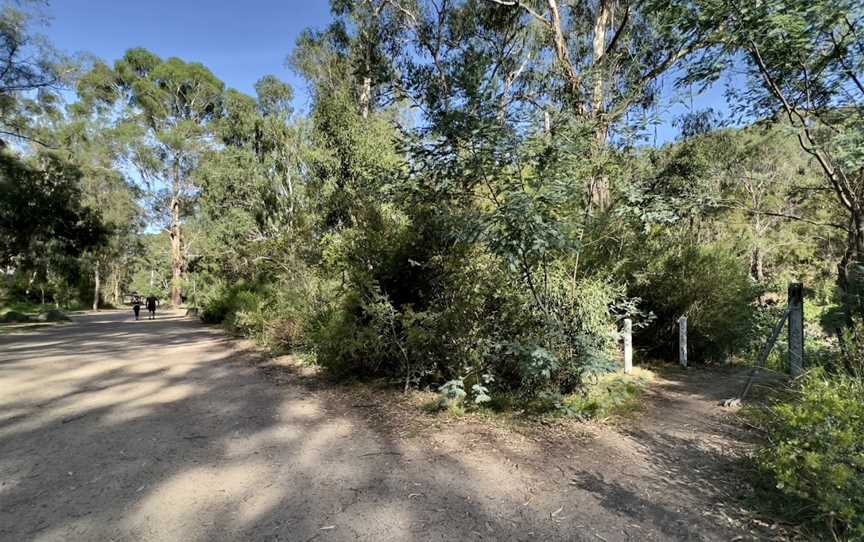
[788, 283, 804, 377]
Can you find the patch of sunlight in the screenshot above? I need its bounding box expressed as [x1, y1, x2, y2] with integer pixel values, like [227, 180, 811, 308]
[127, 461, 273, 541]
[2, 340, 65, 350]
[224, 426, 302, 458]
[279, 399, 322, 420]
[297, 420, 355, 469]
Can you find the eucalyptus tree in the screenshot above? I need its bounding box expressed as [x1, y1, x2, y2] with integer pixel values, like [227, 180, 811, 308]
[54, 122, 140, 309]
[0, 2, 74, 147]
[78, 49, 225, 305]
[290, 0, 403, 119]
[365, 0, 724, 211]
[675, 0, 864, 317]
[195, 76, 308, 281]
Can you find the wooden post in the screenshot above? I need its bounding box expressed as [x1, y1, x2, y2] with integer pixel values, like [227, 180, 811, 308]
[679, 316, 688, 368]
[788, 283, 804, 377]
[623, 318, 633, 374]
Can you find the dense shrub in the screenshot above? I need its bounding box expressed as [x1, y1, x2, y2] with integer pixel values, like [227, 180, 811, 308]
[305, 202, 623, 395]
[838, 318, 864, 375]
[631, 243, 759, 362]
[755, 369, 864, 538]
[306, 245, 523, 389]
[199, 275, 320, 350]
[540, 273, 623, 391]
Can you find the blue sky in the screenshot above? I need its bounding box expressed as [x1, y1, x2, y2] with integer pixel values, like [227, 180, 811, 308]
[45, 0, 332, 114]
[42, 0, 730, 144]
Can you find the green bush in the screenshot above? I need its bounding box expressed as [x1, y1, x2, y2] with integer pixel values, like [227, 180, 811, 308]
[307, 203, 519, 387]
[755, 369, 864, 538]
[562, 368, 655, 419]
[200, 281, 236, 324]
[540, 273, 622, 392]
[199, 275, 320, 351]
[200, 282, 266, 332]
[838, 318, 864, 375]
[631, 243, 758, 362]
[308, 231, 623, 396]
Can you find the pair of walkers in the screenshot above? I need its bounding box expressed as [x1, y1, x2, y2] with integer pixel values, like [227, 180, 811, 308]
[132, 295, 159, 320]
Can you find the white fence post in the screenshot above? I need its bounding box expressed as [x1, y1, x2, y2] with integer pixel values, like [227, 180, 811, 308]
[623, 318, 633, 374]
[679, 316, 688, 368]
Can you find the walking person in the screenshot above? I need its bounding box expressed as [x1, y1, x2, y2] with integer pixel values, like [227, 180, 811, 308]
[146, 294, 158, 320]
[132, 295, 141, 321]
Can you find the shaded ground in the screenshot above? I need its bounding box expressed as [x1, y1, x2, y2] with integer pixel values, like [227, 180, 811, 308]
[0, 310, 785, 541]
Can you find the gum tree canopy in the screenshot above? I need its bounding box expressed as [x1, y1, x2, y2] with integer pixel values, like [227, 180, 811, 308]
[78, 48, 225, 305]
[678, 0, 864, 316]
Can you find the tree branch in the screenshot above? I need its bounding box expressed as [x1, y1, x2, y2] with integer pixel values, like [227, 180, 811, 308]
[596, 4, 629, 64]
[747, 40, 855, 211]
[484, 0, 550, 27]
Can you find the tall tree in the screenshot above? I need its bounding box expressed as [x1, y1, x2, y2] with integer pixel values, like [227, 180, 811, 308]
[196, 76, 307, 280]
[78, 49, 225, 305]
[680, 0, 864, 317]
[0, 2, 73, 147]
[380, 0, 724, 210]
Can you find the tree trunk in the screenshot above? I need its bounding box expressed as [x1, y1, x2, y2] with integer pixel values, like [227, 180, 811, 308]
[546, 0, 581, 111]
[751, 246, 764, 282]
[840, 207, 864, 320]
[112, 266, 120, 306]
[170, 196, 183, 306]
[589, 0, 613, 212]
[359, 76, 372, 119]
[93, 260, 101, 311]
[591, 0, 611, 118]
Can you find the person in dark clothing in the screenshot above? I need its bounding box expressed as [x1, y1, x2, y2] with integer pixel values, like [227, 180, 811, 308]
[132, 295, 141, 320]
[146, 295, 158, 320]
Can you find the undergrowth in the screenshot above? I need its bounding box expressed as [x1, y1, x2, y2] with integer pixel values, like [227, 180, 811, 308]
[431, 368, 655, 421]
[744, 368, 864, 540]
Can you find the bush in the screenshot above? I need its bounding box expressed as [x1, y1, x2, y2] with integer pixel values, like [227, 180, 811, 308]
[838, 318, 864, 375]
[562, 368, 655, 419]
[306, 203, 526, 388]
[199, 281, 236, 324]
[631, 243, 759, 362]
[540, 273, 623, 392]
[754, 369, 864, 538]
[0, 310, 31, 323]
[483, 368, 655, 419]
[199, 275, 321, 351]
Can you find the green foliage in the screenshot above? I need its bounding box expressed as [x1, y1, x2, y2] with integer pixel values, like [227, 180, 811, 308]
[629, 243, 759, 361]
[838, 319, 864, 375]
[484, 369, 655, 420]
[753, 369, 864, 538]
[0, 4, 72, 143]
[199, 274, 321, 351]
[561, 369, 656, 420]
[0, 151, 106, 267]
[436, 379, 467, 411]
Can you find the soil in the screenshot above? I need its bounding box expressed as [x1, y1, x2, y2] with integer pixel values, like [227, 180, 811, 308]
[0, 309, 795, 541]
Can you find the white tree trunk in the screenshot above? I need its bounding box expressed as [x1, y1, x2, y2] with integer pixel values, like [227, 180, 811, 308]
[93, 261, 101, 311]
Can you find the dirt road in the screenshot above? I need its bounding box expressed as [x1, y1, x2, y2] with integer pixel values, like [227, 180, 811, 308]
[0, 310, 770, 541]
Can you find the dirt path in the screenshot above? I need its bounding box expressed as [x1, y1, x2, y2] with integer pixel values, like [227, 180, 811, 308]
[0, 310, 774, 541]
